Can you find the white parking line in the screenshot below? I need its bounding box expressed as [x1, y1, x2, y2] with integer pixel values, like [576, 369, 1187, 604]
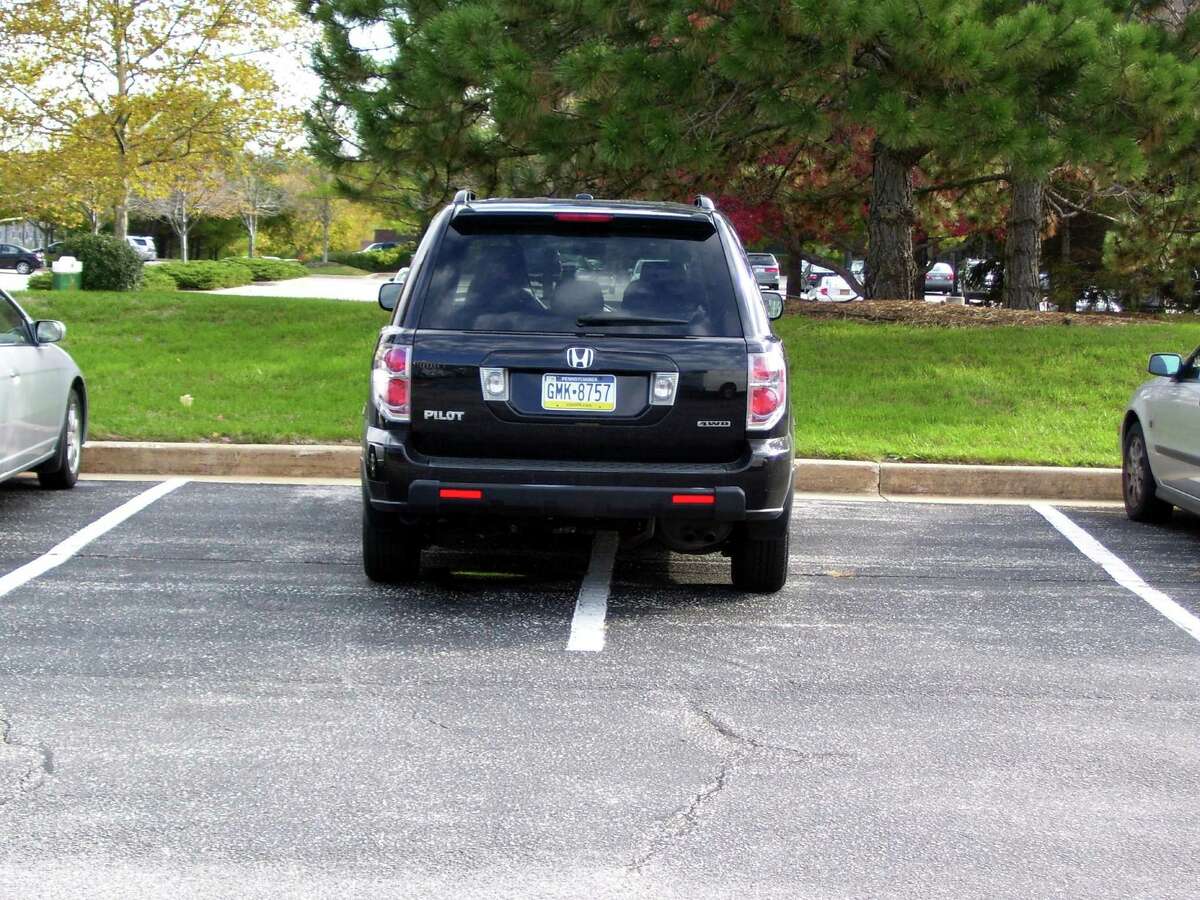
[567, 531, 619, 652]
[1033, 503, 1200, 645]
[0, 478, 188, 599]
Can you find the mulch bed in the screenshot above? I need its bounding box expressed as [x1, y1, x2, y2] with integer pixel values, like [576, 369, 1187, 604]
[785, 299, 1170, 328]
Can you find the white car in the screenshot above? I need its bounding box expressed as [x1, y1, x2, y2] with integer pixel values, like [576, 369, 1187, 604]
[1121, 348, 1200, 521]
[813, 273, 859, 302]
[0, 289, 87, 488]
[125, 235, 158, 261]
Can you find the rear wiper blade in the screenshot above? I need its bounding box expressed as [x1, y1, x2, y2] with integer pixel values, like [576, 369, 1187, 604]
[576, 314, 689, 326]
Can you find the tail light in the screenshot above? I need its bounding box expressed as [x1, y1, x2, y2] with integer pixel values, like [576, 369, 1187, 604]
[765, 267, 779, 274]
[372, 341, 411, 422]
[747, 345, 786, 431]
[819, 285, 829, 296]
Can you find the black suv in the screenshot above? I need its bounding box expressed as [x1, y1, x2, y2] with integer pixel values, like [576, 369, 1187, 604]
[362, 193, 793, 591]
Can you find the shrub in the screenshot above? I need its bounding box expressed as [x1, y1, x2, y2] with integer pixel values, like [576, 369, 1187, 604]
[25, 272, 52, 291]
[58, 234, 143, 291]
[221, 257, 308, 282]
[156, 260, 254, 291]
[327, 244, 414, 273]
[139, 267, 178, 292]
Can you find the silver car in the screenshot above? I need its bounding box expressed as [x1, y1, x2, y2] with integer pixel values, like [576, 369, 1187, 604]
[0, 289, 87, 488]
[125, 235, 158, 261]
[748, 252, 781, 291]
[1121, 348, 1200, 521]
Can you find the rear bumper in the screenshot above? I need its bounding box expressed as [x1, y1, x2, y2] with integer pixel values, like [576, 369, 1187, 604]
[362, 426, 793, 522]
[406, 482, 748, 520]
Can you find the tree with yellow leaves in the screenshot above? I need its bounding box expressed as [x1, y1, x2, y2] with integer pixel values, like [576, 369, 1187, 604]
[0, 0, 301, 239]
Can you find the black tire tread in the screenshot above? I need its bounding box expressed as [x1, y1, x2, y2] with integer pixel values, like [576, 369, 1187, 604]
[37, 389, 81, 490]
[731, 531, 789, 593]
[1123, 422, 1172, 523]
[362, 503, 421, 583]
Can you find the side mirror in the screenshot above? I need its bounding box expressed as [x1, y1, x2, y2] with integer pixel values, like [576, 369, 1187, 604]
[760, 290, 784, 320]
[378, 281, 403, 312]
[34, 320, 66, 343]
[1148, 353, 1183, 377]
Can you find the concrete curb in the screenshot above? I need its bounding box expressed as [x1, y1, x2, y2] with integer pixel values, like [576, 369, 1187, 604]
[83, 441, 360, 479]
[81, 441, 1123, 502]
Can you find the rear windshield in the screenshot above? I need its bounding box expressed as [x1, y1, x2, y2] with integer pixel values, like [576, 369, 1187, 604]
[748, 254, 776, 265]
[416, 216, 741, 336]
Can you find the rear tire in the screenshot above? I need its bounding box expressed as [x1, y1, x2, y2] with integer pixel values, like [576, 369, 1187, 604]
[37, 388, 83, 490]
[731, 531, 789, 593]
[362, 498, 422, 583]
[730, 500, 791, 593]
[1123, 421, 1172, 523]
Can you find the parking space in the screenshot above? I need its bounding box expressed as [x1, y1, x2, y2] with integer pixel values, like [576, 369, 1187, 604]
[1, 479, 1199, 896]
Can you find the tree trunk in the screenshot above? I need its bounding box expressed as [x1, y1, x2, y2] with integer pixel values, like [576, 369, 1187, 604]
[114, 196, 129, 241]
[247, 221, 256, 258]
[321, 200, 331, 264]
[865, 141, 917, 300]
[1004, 178, 1043, 310]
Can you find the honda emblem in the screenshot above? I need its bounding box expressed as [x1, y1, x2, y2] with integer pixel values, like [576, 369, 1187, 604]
[566, 347, 595, 369]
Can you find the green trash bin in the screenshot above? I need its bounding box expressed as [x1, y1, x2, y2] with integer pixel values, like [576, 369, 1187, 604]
[51, 256, 83, 290]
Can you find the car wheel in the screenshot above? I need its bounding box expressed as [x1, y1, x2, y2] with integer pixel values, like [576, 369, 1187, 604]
[731, 530, 789, 593]
[362, 497, 422, 583]
[16, 261, 31, 275]
[37, 388, 83, 490]
[730, 499, 791, 592]
[1123, 421, 1172, 523]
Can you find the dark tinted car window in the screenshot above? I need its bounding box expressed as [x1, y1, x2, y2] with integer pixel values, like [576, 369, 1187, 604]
[0, 294, 32, 346]
[748, 254, 776, 264]
[417, 217, 742, 337]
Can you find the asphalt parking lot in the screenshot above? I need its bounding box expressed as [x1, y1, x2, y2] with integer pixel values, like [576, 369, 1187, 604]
[1, 478, 1198, 898]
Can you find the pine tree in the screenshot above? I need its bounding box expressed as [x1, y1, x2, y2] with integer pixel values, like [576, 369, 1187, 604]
[301, 0, 1199, 302]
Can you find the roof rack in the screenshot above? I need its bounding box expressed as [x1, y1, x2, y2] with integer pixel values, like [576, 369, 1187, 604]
[693, 195, 715, 211]
[453, 189, 476, 204]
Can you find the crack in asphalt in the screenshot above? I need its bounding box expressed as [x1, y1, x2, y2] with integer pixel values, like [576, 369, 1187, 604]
[626, 702, 851, 873]
[0, 711, 53, 804]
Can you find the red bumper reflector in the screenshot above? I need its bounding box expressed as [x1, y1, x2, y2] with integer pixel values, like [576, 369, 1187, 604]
[672, 494, 715, 505]
[440, 488, 483, 500]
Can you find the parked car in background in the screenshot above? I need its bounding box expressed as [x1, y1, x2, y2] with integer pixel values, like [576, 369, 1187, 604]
[364, 241, 399, 252]
[125, 235, 158, 261]
[803, 264, 833, 296]
[34, 241, 64, 264]
[0, 243, 43, 275]
[0, 289, 86, 488]
[365, 192, 793, 592]
[1075, 289, 1123, 313]
[814, 273, 859, 302]
[748, 252, 781, 291]
[1121, 348, 1200, 522]
[924, 262, 955, 294]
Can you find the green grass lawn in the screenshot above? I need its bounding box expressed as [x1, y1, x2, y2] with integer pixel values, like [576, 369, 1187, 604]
[19, 291, 382, 444]
[303, 262, 371, 276]
[17, 290, 1200, 465]
[775, 316, 1200, 467]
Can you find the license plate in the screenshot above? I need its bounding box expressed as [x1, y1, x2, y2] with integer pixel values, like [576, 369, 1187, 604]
[541, 373, 617, 412]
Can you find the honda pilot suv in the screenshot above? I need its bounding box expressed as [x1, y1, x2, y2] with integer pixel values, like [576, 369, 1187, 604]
[362, 193, 793, 591]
